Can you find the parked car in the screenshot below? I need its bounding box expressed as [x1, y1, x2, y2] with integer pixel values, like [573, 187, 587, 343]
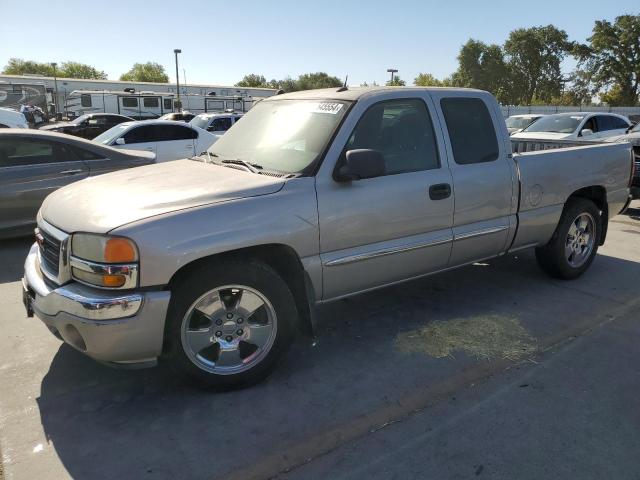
[158, 111, 195, 122]
[92, 120, 217, 162]
[0, 129, 155, 239]
[602, 122, 640, 198]
[505, 114, 544, 135]
[22, 87, 633, 388]
[189, 112, 243, 135]
[512, 112, 631, 141]
[0, 107, 29, 129]
[40, 113, 134, 139]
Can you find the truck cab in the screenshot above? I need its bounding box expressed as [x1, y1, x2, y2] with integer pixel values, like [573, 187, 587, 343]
[189, 111, 243, 135]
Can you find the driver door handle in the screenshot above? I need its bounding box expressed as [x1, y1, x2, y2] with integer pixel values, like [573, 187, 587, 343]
[59, 169, 83, 175]
[429, 183, 452, 200]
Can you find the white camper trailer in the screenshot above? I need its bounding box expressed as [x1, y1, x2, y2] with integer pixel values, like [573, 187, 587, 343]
[65, 90, 177, 119]
[65, 90, 260, 119]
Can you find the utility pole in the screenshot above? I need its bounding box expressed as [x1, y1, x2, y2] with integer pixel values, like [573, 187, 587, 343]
[174, 48, 182, 111]
[387, 68, 398, 84]
[51, 62, 59, 117]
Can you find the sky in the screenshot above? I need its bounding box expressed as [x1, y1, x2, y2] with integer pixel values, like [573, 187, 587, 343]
[0, 0, 633, 87]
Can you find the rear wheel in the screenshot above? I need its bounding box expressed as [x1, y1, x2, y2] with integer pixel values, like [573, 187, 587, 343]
[535, 198, 601, 279]
[164, 260, 297, 389]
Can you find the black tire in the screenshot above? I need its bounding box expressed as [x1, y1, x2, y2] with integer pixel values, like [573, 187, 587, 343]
[535, 198, 601, 279]
[163, 259, 297, 389]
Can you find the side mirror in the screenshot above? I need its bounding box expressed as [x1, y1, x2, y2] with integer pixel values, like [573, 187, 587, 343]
[335, 149, 386, 182]
[115, 137, 126, 145]
[580, 128, 594, 137]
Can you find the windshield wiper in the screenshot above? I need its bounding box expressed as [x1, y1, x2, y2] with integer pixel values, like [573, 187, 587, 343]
[220, 158, 263, 173]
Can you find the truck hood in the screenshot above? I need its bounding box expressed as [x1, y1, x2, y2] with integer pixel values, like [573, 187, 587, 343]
[510, 131, 572, 140]
[40, 160, 286, 233]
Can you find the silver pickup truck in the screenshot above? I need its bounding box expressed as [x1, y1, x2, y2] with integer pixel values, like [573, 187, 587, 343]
[22, 87, 634, 388]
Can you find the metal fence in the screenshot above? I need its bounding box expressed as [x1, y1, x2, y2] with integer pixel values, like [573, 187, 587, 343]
[500, 105, 640, 119]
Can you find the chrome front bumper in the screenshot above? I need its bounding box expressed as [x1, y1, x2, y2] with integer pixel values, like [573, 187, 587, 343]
[23, 243, 171, 366]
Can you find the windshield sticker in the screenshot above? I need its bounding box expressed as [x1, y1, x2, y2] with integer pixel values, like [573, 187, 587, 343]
[311, 102, 344, 114]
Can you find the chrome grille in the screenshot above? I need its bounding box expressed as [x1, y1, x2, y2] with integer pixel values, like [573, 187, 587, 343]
[39, 229, 61, 277]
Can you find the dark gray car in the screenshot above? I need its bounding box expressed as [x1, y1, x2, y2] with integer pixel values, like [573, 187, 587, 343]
[0, 129, 155, 239]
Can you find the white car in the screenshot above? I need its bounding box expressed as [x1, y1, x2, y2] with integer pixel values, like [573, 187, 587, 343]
[0, 107, 29, 129]
[93, 120, 217, 162]
[505, 114, 544, 135]
[512, 112, 631, 141]
[189, 112, 243, 135]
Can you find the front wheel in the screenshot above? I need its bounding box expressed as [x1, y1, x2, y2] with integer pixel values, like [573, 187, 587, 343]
[164, 260, 297, 389]
[535, 198, 601, 279]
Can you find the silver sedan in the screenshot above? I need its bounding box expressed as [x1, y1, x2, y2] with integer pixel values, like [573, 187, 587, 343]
[0, 129, 156, 239]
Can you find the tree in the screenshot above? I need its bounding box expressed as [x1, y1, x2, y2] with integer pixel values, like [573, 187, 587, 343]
[295, 72, 343, 90]
[386, 76, 406, 86]
[2, 58, 107, 79]
[235, 74, 270, 88]
[59, 62, 107, 80]
[575, 14, 640, 106]
[414, 73, 447, 87]
[119, 62, 169, 83]
[503, 25, 572, 104]
[451, 40, 512, 102]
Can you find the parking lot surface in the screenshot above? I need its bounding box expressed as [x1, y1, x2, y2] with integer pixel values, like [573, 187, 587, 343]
[1, 203, 639, 480]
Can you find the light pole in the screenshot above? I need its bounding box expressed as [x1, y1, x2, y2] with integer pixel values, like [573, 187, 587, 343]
[51, 62, 59, 116]
[387, 68, 398, 85]
[173, 49, 182, 111]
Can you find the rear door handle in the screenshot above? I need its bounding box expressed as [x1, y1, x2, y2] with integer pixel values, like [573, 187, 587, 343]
[429, 183, 452, 200]
[59, 169, 83, 175]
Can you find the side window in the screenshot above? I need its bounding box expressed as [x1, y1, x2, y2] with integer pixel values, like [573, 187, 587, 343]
[123, 125, 156, 144]
[344, 98, 440, 175]
[211, 117, 233, 131]
[440, 97, 499, 165]
[0, 139, 78, 167]
[155, 125, 197, 141]
[610, 116, 629, 130]
[143, 97, 159, 108]
[122, 97, 138, 108]
[164, 99, 173, 110]
[71, 146, 104, 160]
[595, 116, 614, 132]
[80, 94, 92, 107]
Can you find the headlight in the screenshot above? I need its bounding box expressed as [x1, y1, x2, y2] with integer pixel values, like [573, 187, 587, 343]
[70, 234, 139, 288]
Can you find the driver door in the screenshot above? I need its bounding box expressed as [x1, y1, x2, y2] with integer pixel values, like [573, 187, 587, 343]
[315, 95, 454, 300]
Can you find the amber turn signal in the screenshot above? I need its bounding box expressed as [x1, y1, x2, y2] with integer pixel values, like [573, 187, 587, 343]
[104, 238, 137, 263]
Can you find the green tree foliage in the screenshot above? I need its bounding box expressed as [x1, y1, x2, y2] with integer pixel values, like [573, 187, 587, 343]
[575, 14, 640, 106]
[119, 62, 169, 83]
[413, 73, 450, 87]
[3, 58, 107, 79]
[503, 25, 572, 104]
[235, 74, 270, 88]
[386, 76, 406, 86]
[235, 72, 342, 92]
[451, 40, 512, 102]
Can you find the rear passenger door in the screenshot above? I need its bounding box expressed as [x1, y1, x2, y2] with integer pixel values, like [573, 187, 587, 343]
[154, 124, 197, 161]
[431, 92, 516, 266]
[0, 137, 88, 235]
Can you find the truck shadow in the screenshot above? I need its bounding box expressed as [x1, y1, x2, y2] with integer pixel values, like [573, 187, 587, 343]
[34, 249, 640, 479]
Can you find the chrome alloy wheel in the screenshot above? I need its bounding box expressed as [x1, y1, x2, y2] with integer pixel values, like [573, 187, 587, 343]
[565, 212, 596, 268]
[180, 285, 277, 375]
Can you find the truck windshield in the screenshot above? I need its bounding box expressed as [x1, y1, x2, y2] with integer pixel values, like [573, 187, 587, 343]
[524, 115, 583, 134]
[207, 99, 350, 174]
[70, 114, 90, 125]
